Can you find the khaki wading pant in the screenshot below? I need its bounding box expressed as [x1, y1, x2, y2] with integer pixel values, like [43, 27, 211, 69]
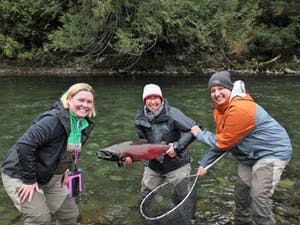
[234, 158, 288, 225]
[1, 172, 79, 225]
[140, 163, 191, 199]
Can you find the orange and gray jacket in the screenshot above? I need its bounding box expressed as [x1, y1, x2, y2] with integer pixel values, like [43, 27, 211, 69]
[196, 94, 292, 167]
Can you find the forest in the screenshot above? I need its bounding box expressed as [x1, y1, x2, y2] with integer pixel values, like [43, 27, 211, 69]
[0, 0, 299, 73]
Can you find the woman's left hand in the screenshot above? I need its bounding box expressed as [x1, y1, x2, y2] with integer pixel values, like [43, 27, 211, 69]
[191, 125, 202, 136]
[166, 143, 176, 158]
[61, 169, 69, 187]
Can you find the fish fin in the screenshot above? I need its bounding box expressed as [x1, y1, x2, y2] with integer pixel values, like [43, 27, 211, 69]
[130, 139, 148, 145]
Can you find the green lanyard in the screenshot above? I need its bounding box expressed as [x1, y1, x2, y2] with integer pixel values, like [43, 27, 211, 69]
[68, 112, 88, 164]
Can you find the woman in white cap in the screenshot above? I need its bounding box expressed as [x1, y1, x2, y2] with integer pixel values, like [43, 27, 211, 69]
[125, 83, 196, 200]
[191, 71, 292, 225]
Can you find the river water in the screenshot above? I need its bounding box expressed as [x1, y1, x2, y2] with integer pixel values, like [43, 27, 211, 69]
[0, 74, 299, 224]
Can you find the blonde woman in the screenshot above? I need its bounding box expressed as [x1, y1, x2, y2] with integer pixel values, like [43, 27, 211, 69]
[1, 83, 96, 224]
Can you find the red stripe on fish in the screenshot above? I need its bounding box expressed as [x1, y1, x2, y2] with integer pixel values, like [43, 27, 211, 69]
[97, 141, 169, 165]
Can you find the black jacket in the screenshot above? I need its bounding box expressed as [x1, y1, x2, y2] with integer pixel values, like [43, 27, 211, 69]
[134, 100, 196, 174]
[1, 101, 95, 185]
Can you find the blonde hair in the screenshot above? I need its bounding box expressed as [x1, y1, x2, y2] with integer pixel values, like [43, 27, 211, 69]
[60, 83, 96, 117]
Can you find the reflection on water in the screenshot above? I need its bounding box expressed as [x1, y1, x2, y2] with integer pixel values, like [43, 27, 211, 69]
[0, 74, 299, 225]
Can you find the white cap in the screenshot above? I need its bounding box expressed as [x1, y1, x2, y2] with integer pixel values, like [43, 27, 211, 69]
[142, 84, 163, 103]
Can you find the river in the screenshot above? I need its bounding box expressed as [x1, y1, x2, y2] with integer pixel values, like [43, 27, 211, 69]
[0, 73, 299, 224]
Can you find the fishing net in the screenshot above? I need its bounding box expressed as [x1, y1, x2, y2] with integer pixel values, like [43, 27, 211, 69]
[140, 174, 198, 225]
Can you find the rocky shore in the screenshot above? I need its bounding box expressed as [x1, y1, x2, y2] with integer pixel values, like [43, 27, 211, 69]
[0, 61, 299, 76]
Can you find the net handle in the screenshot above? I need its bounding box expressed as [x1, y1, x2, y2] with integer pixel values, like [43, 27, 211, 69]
[204, 151, 229, 170]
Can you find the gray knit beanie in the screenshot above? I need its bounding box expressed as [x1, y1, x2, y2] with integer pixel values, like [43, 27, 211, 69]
[208, 71, 233, 90]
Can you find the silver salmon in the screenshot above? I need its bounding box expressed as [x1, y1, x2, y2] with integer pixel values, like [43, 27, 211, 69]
[97, 140, 169, 166]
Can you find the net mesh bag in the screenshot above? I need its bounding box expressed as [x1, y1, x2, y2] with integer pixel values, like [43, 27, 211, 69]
[140, 174, 198, 225]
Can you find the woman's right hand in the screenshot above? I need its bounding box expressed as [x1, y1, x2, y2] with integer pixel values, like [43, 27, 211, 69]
[197, 166, 207, 176]
[17, 183, 41, 203]
[124, 156, 132, 165]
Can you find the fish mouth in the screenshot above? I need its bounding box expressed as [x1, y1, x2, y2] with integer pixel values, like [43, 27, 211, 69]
[96, 150, 120, 161]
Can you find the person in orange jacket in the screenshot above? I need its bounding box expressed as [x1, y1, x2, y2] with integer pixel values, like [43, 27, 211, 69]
[191, 71, 292, 225]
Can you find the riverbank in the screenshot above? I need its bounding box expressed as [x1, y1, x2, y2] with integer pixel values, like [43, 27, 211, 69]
[0, 59, 299, 76]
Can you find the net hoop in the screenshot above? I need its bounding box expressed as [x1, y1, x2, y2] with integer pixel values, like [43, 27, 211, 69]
[139, 173, 198, 221]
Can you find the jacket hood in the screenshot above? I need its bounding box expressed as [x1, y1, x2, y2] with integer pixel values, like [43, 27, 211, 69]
[52, 101, 64, 110]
